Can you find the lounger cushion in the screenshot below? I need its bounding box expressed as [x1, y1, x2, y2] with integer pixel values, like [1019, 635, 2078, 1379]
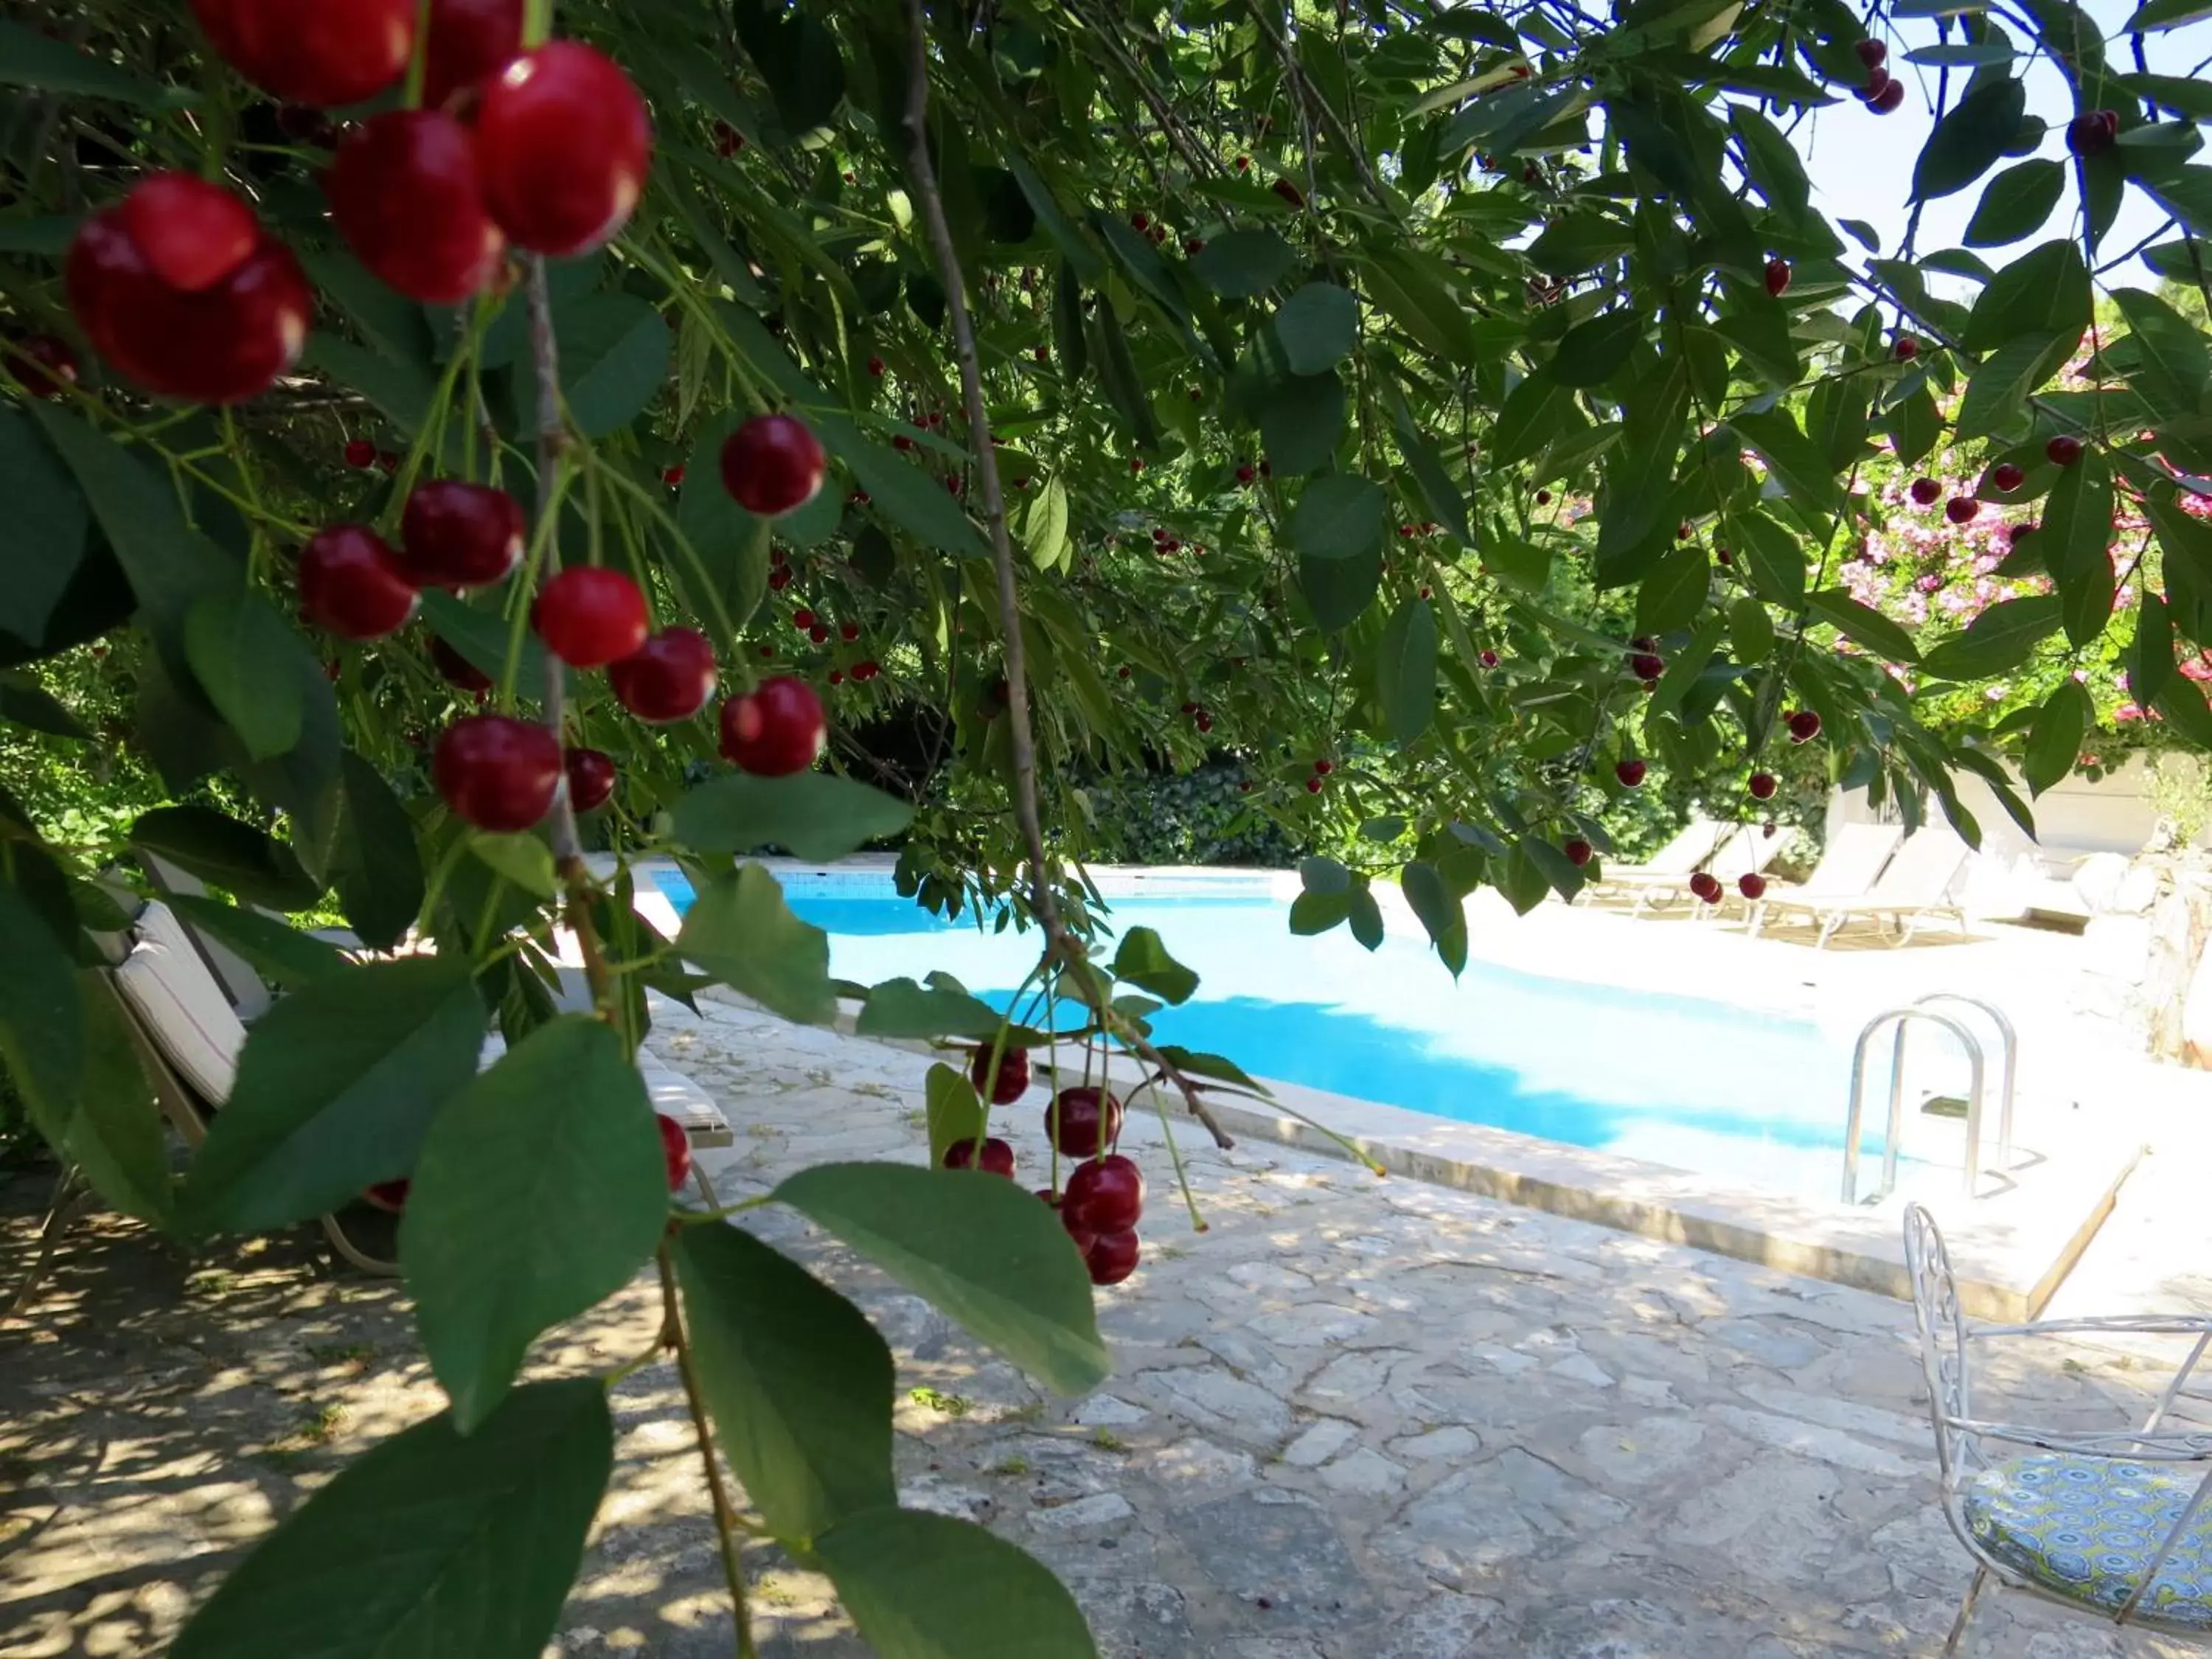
[1964, 1452, 2212, 1628]
[113, 902, 247, 1102]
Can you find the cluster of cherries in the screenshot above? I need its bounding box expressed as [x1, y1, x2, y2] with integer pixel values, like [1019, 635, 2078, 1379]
[948, 1045, 1146, 1288]
[1909, 436, 2083, 523]
[1854, 39, 1907, 115]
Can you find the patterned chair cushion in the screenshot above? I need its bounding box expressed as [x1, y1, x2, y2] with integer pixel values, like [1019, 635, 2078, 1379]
[1964, 1453, 2212, 1629]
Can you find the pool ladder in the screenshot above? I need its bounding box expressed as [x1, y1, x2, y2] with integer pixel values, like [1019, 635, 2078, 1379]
[1841, 995, 2017, 1206]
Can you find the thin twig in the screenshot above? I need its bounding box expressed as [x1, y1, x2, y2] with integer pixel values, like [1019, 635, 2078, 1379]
[524, 257, 615, 1011]
[657, 1247, 757, 1659]
[898, 0, 1233, 1152]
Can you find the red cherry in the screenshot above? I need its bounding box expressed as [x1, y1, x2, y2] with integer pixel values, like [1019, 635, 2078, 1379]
[970, 1044, 1032, 1105]
[1305, 777, 1323, 793]
[400, 481, 525, 589]
[721, 413, 827, 518]
[1479, 649, 1500, 669]
[364, 1179, 411, 1214]
[1863, 65, 1892, 100]
[422, 0, 525, 108]
[2067, 110, 2118, 158]
[852, 661, 880, 682]
[1893, 335, 1919, 361]
[1854, 38, 1887, 67]
[1047, 1088, 1124, 1158]
[1235, 155, 1251, 172]
[1615, 759, 1647, 788]
[1738, 872, 1767, 901]
[432, 713, 563, 832]
[1065, 1153, 1144, 1232]
[1195, 712, 1214, 733]
[1086, 1228, 1141, 1287]
[1235, 464, 1256, 484]
[1271, 178, 1306, 207]
[1314, 759, 1335, 776]
[1945, 495, 1979, 525]
[431, 636, 493, 692]
[1688, 871, 1723, 903]
[10, 335, 78, 399]
[647, 1111, 692, 1193]
[1564, 838, 1593, 867]
[119, 173, 257, 293]
[378, 449, 402, 472]
[1130, 456, 1144, 474]
[1748, 771, 1778, 800]
[943, 1136, 1017, 1178]
[328, 111, 506, 304]
[768, 566, 793, 591]
[664, 465, 686, 486]
[532, 566, 650, 668]
[476, 44, 652, 256]
[298, 524, 419, 641]
[1629, 653, 1664, 681]
[792, 610, 817, 632]
[839, 621, 860, 642]
[192, 0, 414, 106]
[344, 437, 376, 469]
[1871, 79, 1905, 114]
[1990, 462, 2025, 493]
[1787, 709, 1823, 742]
[1630, 636, 1657, 651]
[718, 675, 826, 775]
[2046, 434, 2084, 467]
[1763, 257, 1792, 298]
[610, 627, 717, 723]
[66, 208, 311, 404]
[565, 747, 616, 813]
[1910, 478, 1943, 505]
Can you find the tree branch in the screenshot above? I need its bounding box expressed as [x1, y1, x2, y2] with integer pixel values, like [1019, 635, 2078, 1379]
[897, 0, 1233, 1151]
[658, 1246, 757, 1659]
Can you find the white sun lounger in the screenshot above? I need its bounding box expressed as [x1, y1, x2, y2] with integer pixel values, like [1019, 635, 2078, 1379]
[1750, 828, 1971, 947]
[1579, 819, 1727, 902]
[1741, 822, 1903, 938]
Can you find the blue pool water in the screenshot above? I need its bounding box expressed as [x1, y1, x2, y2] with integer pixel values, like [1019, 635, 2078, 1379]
[658, 868, 1891, 1200]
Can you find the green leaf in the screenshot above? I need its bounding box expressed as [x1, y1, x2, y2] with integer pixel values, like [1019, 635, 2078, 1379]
[32, 971, 173, 1225]
[330, 751, 425, 952]
[1551, 310, 1641, 388]
[1906, 39, 2016, 65]
[182, 958, 485, 1234]
[1287, 889, 1352, 934]
[1805, 590, 1922, 662]
[1918, 594, 2064, 678]
[675, 865, 837, 1023]
[0, 879, 80, 1119]
[1299, 855, 1352, 896]
[1728, 595, 1775, 664]
[812, 411, 987, 558]
[554, 296, 671, 440]
[404, 1018, 668, 1430]
[0, 408, 88, 648]
[2041, 448, 2117, 646]
[169, 1381, 611, 1659]
[470, 832, 557, 900]
[0, 19, 181, 105]
[183, 586, 305, 762]
[673, 413, 770, 641]
[1490, 372, 1573, 467]
[1288, 473, 1387, 560]
[1733, 510, 1807, 606]
[1022, 476, 1070, 571]
[1713, 306, 1801, 392]
[1805, 375, 1872, 473]
[1299, 549, 1381, 630]
[1911, 75, 2028, 201]
[1729, 408, 1841, 514]
[675, 1222, 897, 1545]
[1360, 247, 1478, 365]
[2023, 681, 2089, 796]
[815, 1507, 1097, 1659]
[417, 589, 558, 697]
[1151, 1045, 1271, 1095]
[28, 401, 231, 638]
[0, 674, 88, 740]
[2112, 288, 2211, 417]
[773, 1163, 1108, 1394]
[1112, 926, 1198, 1005]
[1728, 106, 1812, 223]
[1260, 369, 1346, 476]
[1272, 282, 1359, 375]
[923, 1063, 990, 1163]
[2143, 167, 2212, 240]
[1884, 385, 1946, 468]
[1399, 860, 1463, 949]
[1650, 613, 1725, 720]
[2133, 590, 2176, 706]
[131, 804, 323, 912]
[1387, 398, 1472, 545]
[165, 894, 349, 990]
[856, 979, 1008, 1043]
[1636, 548, 1708, 635]
[673, 772, 915, 860]
[1955, 333, 2073, 442]
[302, 333, 442, 439]
[1964, 159, 2065, 246]
[2124, 0, 2212, 29]
[1525, 212, 1637, 275]
[1377, 596, 1439, 743]
[1964, 240, 2090, 352]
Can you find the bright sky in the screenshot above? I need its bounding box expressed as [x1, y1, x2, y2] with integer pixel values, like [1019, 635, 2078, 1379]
[1789, 0, 2210, 290]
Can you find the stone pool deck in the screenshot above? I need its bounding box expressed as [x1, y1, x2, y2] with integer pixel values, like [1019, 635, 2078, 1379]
[5, 990, 2211, 1657]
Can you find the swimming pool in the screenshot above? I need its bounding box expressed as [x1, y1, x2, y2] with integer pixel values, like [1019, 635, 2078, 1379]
[655, 866, 1906, 1202]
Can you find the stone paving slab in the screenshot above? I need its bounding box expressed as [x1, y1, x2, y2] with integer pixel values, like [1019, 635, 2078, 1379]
[0, 990, 2200, 1657]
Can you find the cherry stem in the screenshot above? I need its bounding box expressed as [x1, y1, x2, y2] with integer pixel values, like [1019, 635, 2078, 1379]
[524, 254, 616, 1018]
[657, 1244, 758, 1659]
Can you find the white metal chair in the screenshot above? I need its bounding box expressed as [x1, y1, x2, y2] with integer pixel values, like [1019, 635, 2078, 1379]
[1757, 829, 1970, 947]
[1904, 1203, 2212, 1652]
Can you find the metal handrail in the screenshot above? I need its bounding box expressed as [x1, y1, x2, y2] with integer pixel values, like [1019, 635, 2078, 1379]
[1910, 994, 2017, 1183]
[1843, 1009, 1986, 1205]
